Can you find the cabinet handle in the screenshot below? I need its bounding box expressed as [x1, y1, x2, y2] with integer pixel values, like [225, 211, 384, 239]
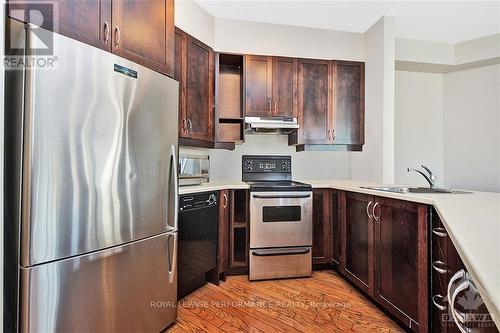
[273, 100, 277, 114]
[223, 193, 228, 209]
[187, 119, 193, 133]
[432, 227, 448, 238]
[432, 260, 448, 274]
[332, 129, 336, 141]
[432, 294, 447, 311]
[181, 118, 187, 134]
[103, 21, 110, 44]
[450, 278, 473, 333]
[372, 202, 380, 221]
[447, 269, 466, 305]
[366, 201, 373, 219]
[268, 98, 272, 113]
[114, 26, 121, 47]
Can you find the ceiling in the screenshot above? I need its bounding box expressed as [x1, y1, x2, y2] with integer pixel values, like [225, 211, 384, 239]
[194, 0, 500, 43]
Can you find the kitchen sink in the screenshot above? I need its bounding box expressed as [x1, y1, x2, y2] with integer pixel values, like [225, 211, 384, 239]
[360, 186, 472, 194]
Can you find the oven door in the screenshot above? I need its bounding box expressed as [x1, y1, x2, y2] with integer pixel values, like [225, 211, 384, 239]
[250, 191, 312, 248]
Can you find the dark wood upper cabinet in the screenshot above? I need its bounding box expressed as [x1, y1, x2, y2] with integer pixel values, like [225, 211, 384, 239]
[333, 61, 365, 145]
[340, 191, 375, 296]
[8, 0, 175, 77]
[112, 0, 174, 77]
[175, 28, 214, 143]
[244, 55, 273, 117]
[312, 189, 331, 265]
[272, 57, 298, 117]
[59, 0, 112, 52]
[293, 59, 333, 144]
[374, 197, 428, 332]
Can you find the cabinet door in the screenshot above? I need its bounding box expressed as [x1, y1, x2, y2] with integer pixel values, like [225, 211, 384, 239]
[333, 61, 365, 145]
[375, 197, 428, 331]
[312, 189, 331, 265]
[341, 192, 374, 296]
[297, 59, 333, 144]
[272, 57, 297, 117]
[217, 190, 230, 279]
[174, 29, 187, 137]
[244, 55, 272, 117]
[331, 190, 341, 266]
[59, 0, 112, 51]
[184, 35, 214, 141]
[112, 0, 174, 77]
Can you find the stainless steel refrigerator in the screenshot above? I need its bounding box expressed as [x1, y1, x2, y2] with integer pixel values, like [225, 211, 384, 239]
[4, 19, 179, 332]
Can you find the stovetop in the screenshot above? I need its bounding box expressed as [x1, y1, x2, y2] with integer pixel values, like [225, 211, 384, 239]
[246, 180, 312, 192]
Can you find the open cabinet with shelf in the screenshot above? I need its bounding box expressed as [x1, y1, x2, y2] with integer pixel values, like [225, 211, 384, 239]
[216, 54, 245, 145]
[228, 189, 249, 275]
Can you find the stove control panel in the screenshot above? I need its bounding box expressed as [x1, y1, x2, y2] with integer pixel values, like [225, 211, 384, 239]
[242, 155, 292, 181]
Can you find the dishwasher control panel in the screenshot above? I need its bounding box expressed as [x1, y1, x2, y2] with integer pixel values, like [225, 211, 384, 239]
[179, 192, 218, 211]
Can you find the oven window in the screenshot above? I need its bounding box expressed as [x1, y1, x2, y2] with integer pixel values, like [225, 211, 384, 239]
[262, 206, 301, 222]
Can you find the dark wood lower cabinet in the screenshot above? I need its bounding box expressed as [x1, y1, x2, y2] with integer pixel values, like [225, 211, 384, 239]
[227, 190, 249, 275]
[217, 190, 230, 281]
[340, 191, 375, 296]
[374, 197, 428, 332]
[431, 209, 498, 333]
[312, 189, 331, 265]
[337, 191, 430, 332]
[331, 190, 341, 266]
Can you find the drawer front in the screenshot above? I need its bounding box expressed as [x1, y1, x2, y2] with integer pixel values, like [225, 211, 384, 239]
[249, 247, 312, 280]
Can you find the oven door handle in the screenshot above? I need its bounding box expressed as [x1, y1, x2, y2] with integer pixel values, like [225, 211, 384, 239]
[251, 247, 310, 257]
[252, 194, 311, 199]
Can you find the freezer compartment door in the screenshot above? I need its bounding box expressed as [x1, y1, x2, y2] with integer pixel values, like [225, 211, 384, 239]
[20, 232, 177, 332]
[21, 26, 179, 266]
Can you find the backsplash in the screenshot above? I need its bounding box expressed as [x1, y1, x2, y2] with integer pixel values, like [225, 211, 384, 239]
[180, 134, 351, 181]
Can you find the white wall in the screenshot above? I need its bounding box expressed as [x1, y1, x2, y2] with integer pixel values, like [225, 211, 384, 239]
[394, 71, 444, 186]
[443, 64, 500, 192]
[181, 135, 351, 181]
[214, 18, 364, 61]
[350, 16, 396, 184]
[175, 0, 215, 47]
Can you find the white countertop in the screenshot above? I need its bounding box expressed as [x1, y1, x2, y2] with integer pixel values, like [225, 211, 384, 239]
[179, 179, 500, 326]
[179, 180, 249, 195]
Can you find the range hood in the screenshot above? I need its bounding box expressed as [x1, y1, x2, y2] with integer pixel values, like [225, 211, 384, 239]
[244, 116, 299, 134]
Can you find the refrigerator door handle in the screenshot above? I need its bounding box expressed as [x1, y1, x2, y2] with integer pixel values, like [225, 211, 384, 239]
[167, 232, 178, 284]
[170, 144, 179, 231]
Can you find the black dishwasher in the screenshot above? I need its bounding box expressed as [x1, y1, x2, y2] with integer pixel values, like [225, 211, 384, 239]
[178, 191, 218, 299]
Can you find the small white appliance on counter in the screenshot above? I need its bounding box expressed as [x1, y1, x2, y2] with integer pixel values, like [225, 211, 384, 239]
[242, 155, 313, 281]
[179, 155, 210, 186]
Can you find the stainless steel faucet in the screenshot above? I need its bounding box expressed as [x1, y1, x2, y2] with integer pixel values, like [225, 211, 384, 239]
[407, 165, 438, 189]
